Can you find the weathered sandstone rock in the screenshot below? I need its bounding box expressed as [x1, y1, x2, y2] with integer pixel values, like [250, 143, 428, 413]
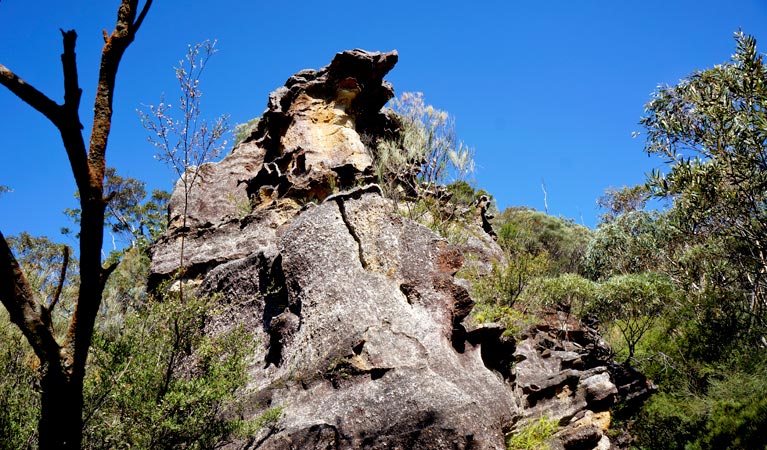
[149, 49, 651, 450]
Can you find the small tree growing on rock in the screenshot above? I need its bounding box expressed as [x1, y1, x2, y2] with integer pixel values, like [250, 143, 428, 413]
[371, 92, 477, 237]
[375, 92, 474, 193]
[140, 40, 230, 280]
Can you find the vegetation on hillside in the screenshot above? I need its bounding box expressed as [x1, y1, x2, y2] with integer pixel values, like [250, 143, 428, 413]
[463, 31, 767, 449]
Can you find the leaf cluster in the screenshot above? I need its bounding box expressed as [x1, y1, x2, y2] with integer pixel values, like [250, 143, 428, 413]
[63, 167, 170, 256]
[82, 287, 254, 449]
[642, 31, 767, 328]
[371, 92, 475, 204]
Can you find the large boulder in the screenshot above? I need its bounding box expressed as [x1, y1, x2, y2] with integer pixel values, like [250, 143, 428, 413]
[148, 49, 650, 450]
[240, 187, 517, 449]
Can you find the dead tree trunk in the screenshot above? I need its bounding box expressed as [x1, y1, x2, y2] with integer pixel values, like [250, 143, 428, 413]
[0, 2, 152, 448]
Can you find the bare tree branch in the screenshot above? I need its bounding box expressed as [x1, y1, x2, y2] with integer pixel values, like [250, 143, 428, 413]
[57, 30, 91, 193]
[0, 64, 61, 125]
[0, 231, 61, 368]
[100, 261, 120, 293]
[49, 245, 70, 312]
[60, 30, 83, 117]
[133, 0, 153, 33]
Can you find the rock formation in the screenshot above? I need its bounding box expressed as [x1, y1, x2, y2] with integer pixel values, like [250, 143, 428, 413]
[149, 49, 652, 449]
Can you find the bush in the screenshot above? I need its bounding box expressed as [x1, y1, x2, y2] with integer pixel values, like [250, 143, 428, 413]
[634, 392, 705, 450]
[522, 273, 598, 318]
[593, 272, 676, 364]
[0, 310, 39, 449]
[496, 208, 591, 276]
[636, 361, 767, 450]
[372, 92, 474, 194]
[471, 250, 550, 309]
[82, 288, 254, 449]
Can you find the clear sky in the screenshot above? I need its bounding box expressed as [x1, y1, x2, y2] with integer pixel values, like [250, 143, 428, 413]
[1, 0, 766, 243]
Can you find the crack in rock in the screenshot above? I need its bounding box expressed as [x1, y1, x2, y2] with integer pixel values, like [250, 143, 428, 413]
[335, 197, 368, 270]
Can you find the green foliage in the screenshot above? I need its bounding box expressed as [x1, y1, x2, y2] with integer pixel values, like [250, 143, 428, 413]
[523, 273, 598, 318]
[373, 92, 474, 193]
[371, 91, 476, 235]
[634, 392, 705, 450]
[6, 233, 78, 302]
[636, 360, 767, 450]
[496, 208, 591, 276]
[0, 235, 256, 448]
[594, 272, 677, 363]
[505, 416, 558, 450]
[465, 233, 550, 336]
[232, 117, 260, 148]
[6, 233, 79, 338]
[466, 208, 594, 338]
[520, 271, 676, 365]
[693, 367, 767, 450]
[0, 309, 39, 450]
[601, 32, 767, 447]
[446, 180, 491, 207]
[642, 31, 767, 332]
[99, 247, 151, 329]
[0, 233, 78, 447]
[585, 210, 671, 280]
[480, 251, 551, 308]
[596, 184, 651, 223]
[63, 167, 170, 255]
[369, 94, 485, 242]
[471, 302, 531, 337]
[234, 407, 283, 439]
[82, 286, 254, 449]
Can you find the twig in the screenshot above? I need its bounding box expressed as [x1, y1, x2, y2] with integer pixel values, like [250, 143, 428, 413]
[49, 245, 70, 311]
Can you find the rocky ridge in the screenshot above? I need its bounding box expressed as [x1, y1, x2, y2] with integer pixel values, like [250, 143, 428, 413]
[149, 49, 653, 449]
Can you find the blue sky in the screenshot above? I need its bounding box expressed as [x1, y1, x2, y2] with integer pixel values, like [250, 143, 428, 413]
[1, 0, 766, 243]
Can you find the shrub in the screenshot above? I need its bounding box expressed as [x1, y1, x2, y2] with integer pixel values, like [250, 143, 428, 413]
[593, 272, 676, 364]
[82, 288, 254, 449]
[0, 309, 39, 449]
[372, 92, 474, 194]
[505, 416, 558, 450]
[496, 208, 591, 276]
[522, 273, 598, 318]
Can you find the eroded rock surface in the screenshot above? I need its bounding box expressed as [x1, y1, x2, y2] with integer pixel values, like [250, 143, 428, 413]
[512, 314, 655, 449]
[148, 49, 650, 450]
[150, 49, 399, 281]
[242, 189, 516, 449]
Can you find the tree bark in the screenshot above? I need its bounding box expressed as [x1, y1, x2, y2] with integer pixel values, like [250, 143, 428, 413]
[38, 372, 82, 450]
[0, 1, 152, 448]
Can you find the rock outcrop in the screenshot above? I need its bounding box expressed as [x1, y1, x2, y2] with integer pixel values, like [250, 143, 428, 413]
[511, 313, 654, 449]
[149, 49, 651, 450]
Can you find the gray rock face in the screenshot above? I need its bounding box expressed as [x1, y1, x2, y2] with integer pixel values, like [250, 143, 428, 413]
[243, 189, 516, 449]
[148, 49, 650, 450]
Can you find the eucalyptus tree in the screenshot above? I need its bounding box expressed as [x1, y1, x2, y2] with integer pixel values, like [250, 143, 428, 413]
[642, 31, 767, 334]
